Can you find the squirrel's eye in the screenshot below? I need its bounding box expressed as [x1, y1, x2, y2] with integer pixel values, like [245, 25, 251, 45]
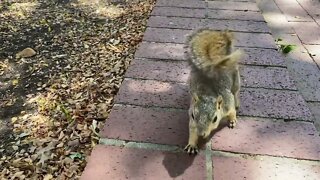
[213, 116, 217, 123]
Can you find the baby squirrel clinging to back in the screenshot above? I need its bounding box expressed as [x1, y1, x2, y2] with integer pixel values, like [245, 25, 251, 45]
[184, 29, 243, 154]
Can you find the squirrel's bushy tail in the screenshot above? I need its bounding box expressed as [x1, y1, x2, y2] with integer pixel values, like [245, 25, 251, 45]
[185, 29, 243, 77]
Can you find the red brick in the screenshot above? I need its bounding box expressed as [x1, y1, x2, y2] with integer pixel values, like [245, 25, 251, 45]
[114, 79, 189, 109]
[135, 42, 185, 60]
[213, 155, 320, 180]
[101, 105, 189, 145]
[143, 28, 190, 44]
[296, 0, 320, 25]
[296, 0, 320, 16]
[308, 102, 320, 133]
[257, 0, 295, 36]
[304, 45, 320, 68]
[115, 79, 312, 120]
[207, 1, 259, 11]
[206, 19, 270, 33]
[136, 42, 283, 66]
[212, 117, 320, 160]
[242, 48, 285, 66]
[278, 34, 320, 101]
[125, 59, 189, 83]
[147, 16, 206, 29]
[151, 7, 205, 18]
[239, 88, 312, 121]
[288, 22, 320, 44]
[81, 145, 206, 180]
[125, 59, 296, 90]
[235, 32, 276, 49]
[155, 0, 206, 9]
[275, 0, 313, 22]
[147, 16, 270, 33]
[207, 9, 265, 22]
[239, 66, 297, 90]
[151, 7, 264, 21]
[143, 28, 276, 48]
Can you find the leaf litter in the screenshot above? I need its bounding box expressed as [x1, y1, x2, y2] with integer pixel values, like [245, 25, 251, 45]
[0, 0, 155, 179]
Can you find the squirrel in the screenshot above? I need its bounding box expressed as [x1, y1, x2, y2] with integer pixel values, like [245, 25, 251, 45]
[184, 29, 243, 154]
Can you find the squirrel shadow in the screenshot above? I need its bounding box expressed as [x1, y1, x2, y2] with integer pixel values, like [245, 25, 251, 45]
[162, 152, 196, 178]
[162, 118, 229, 178]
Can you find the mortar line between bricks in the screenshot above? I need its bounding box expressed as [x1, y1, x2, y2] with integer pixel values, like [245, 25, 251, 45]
[205, 143, 213, 180]
[287, 20, 314, 23]
[150, 14, 266, 23]
[154, 6, 207, 10]
[113, 103, 187, 111]
[113, 103, 313, 123]
[141, 40, 280, 49]
[239, 63, 287, 68]
[123, 76, 298, 91]
[296, 36, 320, 70]
[98, 138, 320, 164]
[145, 26, 271, 34]
[306, 100, 320, 103]
[294, 0, 320, 27]
[204, 0, 209, 19]
[139, 41, 277, 50]
[128, 59, 289, 70]
[135, 57, 286, 68]
[233, 115, 315, 124]
[123, 77, 299, 92]
[210, 150, 320, 164]
[99, 138, 184, 153]
[123, 76, 185, 84]
[141, 40, 274, 47]
[154, 6, 259, 13]
[227, 45, 276, 50]
[154, 6, 259, 12]
[146, 28, 272, 36]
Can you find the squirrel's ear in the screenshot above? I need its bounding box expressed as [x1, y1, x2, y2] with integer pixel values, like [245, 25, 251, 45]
[192, 93, 199, 102]
[216, 95, 223, 110]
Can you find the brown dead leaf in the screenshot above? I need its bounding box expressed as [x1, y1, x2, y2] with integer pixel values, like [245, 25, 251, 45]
[1, 0, 156, 178]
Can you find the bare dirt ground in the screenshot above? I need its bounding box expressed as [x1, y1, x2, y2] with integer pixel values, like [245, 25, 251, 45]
[0, 0, 155, 179]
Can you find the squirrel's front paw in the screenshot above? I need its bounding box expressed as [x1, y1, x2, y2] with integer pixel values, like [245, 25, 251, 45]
[184, 144, 199, 155]
[228, 118, 237, 129]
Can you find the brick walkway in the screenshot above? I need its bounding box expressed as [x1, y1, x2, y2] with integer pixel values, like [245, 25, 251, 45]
[81, 0, 320, 179]
[257, 0, 320, 134]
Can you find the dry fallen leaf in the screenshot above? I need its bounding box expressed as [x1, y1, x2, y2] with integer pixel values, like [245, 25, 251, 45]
[12, 79, 19, 85]
[43, 174, 53, 180]
[0, 0, 156, 178]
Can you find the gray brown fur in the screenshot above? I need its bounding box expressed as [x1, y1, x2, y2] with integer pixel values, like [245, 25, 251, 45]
[184, 29, 243, 155]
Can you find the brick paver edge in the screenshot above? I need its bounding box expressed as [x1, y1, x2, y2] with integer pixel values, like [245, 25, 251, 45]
[98, 137, 320, 165]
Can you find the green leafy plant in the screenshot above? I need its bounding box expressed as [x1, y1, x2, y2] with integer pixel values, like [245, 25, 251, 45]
[275, 38, 296, 54]
[279, 44, 296, 54]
